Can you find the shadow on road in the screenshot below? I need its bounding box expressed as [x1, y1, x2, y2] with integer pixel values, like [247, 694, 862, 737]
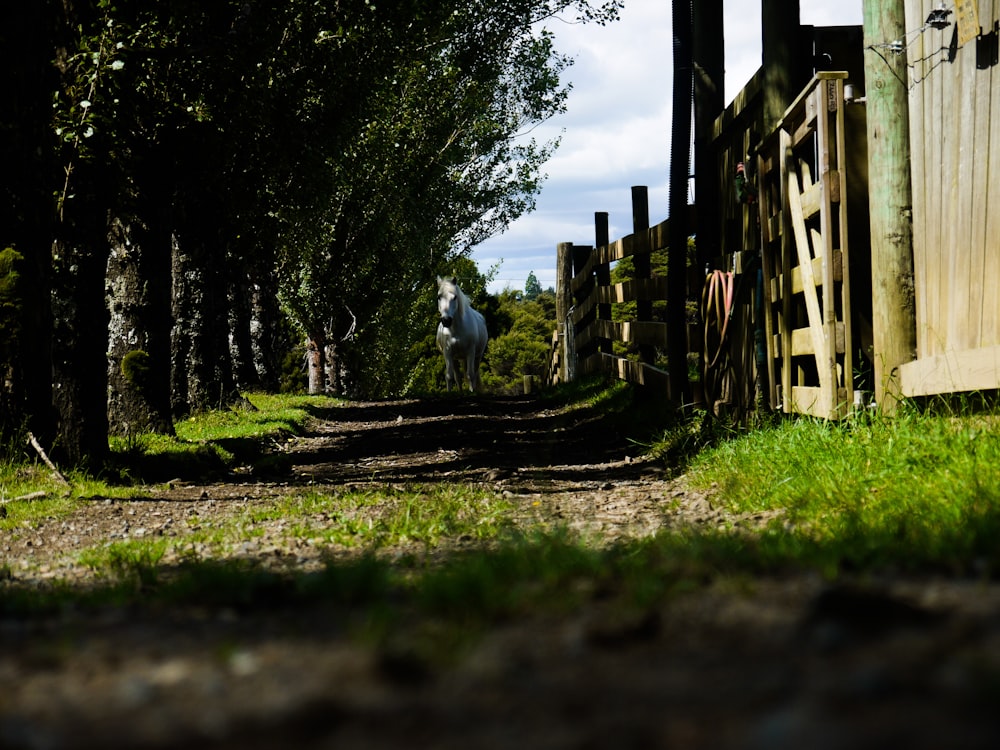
[289, 394, 662, 486]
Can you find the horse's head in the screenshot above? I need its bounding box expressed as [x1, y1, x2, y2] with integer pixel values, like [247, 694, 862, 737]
[437, 276, 460, 328]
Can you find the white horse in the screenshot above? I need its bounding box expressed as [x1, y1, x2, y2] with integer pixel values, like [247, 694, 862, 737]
[436, 276, 488, 392]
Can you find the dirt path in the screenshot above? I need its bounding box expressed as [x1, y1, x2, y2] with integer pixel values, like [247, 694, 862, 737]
[3, 396, 1000, 749]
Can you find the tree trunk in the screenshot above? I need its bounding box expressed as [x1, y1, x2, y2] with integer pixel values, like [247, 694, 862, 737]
[1, 0, 56, 445]
[228, 267, 261, 392]
[170, 231, 192, 418]
[106, 210, 175, 437]
[46, 0, 118, 469]
[307, 331, 327, 395]
[170, 227, 241, 415]
[249, 271, 284, 392]
[50, 194, 113, 468]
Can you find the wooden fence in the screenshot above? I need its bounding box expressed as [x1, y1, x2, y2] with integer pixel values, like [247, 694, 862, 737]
[899, 0, 1000, 397]
[703, 65, 769, 417]
[547, 197, 700, 402]
[548, 11, 1000, 412]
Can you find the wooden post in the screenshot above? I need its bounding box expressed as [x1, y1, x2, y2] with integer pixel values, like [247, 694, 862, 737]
[668, 0, 693, 405]
[594, 212, 612, 356]
[556, 241, 574, 382]
[863, 0, 916, 411]
[631, 186, 654, 367]
[572, 243, 595, 367]
[693, 0, 725, 273]
[762, 0, 804, 134]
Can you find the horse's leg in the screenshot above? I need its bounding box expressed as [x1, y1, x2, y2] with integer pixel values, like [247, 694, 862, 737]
[466, 350, 478, 392]
[444, 352, 456, 391]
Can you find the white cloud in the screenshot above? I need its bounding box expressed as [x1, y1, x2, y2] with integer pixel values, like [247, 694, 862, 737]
[473, 0, 863, 294]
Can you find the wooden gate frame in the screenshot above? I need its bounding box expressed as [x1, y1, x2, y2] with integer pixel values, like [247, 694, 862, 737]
[756, 72, 856, 419]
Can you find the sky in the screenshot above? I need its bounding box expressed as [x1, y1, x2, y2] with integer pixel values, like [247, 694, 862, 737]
[471, 0, 864, 294]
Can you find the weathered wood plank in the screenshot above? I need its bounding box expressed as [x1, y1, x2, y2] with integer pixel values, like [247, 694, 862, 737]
[577, 351, 604, 377]
[593, 319, 668, 348]
[906, 0, 928, 358]
[779, 129, 794, 412]
[832, 75, 853, 395]
[711, 66, 764, 141]
[769, 250, 844, 299]
[900, 344, 1000, 397]
[984, 0, 1000, 347]
[962, 23, 985, 350]
[789, 322, 846, 357]
[570, 285, 598, 325]
[788, 166, 833, 398]
[599, 353, 671, 391]
[596, 277, 668, 305]
[574, 323, 596, 351]
[927, 0, 946, 357]
[757, 142, 781, 410]
[648, 219, 671, 253]
[570, 257, 595, 294]
[814, 79, 839, 387]
[789, 386, 852, 420]
[799, 179, 822, 220]
[949, 18, 974, 352]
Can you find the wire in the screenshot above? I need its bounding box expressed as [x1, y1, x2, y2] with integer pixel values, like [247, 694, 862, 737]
[866, 3, 964, 90]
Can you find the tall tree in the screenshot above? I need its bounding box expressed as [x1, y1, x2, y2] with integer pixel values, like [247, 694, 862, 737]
[6, 0, 622, 466]
[524, 271, 543, 301]
[49, 0, 124, 466]
[275, 0, 621, 395]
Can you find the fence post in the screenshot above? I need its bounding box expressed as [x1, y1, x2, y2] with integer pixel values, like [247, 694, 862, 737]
[693, 0, 725, 275]
[556, 241, 574, 382]
[863, 0, 916, 412]
[631, 186, 654, 367]
[572, 243, 595, 369]
[594, 212, 611, 357]
[564, 306, 576, 382]
[762, 0, 805, 135]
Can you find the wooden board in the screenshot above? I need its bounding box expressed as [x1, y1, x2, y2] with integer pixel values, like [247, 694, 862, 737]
[787, 166, 833, 398]
[900, 344, 1000, 396]
[599, 353, 671, 392]
[593, 320, 668, 348]
[900, 1, 1000, 396]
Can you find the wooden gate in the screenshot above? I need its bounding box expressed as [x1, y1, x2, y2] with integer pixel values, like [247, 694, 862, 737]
[756, 72, 857, 418]
[899, 0, 1000, 398]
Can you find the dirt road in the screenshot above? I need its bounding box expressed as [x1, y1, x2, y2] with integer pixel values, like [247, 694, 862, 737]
[3, 396, 1000, 748]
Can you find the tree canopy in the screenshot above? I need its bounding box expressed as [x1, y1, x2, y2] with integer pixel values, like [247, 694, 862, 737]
[1, 0, 623, 460]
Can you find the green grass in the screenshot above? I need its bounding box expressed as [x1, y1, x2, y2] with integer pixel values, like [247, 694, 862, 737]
[106, 392, 345, 482]
[253, 484, 516, 549]
[173, 393, 341, 443]
[1, 393, 341, 534]
[681, 403, 1000, 574]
